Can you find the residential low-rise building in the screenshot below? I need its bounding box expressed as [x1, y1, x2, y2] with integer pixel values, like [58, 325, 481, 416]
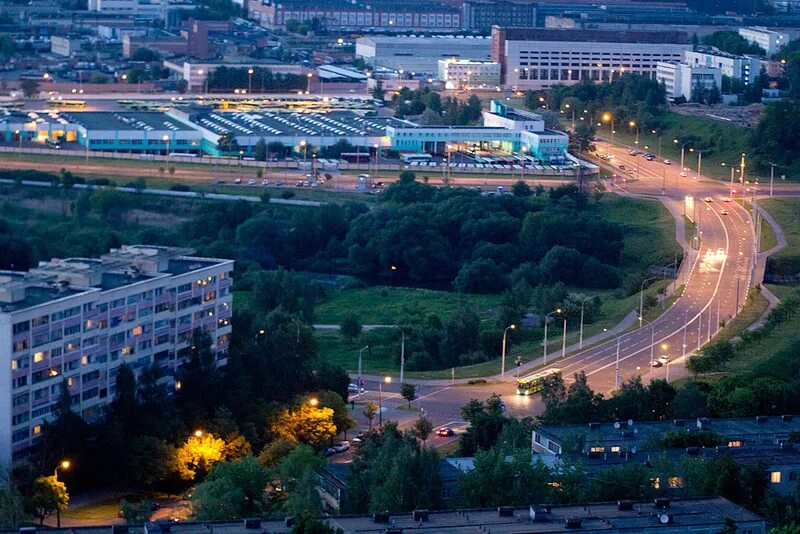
[87, 0, 197, 19]
[656, 61, 721, 101]
[437, 59, 501, 88]
[50, 36, 83, 57]
[0, 246, 234, 467]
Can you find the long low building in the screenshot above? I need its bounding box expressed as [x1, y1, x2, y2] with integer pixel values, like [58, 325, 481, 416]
[0, 100, 571, 164]
[356, 35, 492, 74]
[493, 26, 691, 90]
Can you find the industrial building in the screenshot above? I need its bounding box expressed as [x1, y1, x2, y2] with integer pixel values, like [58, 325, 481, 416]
[738, 26, 787, 55]
[492, 26, 691, 90]
[355, 35, 491, 74]
[0, 100, 570, 163]
[461, 0, 537, 30]
[437, 59, 502, 88]
[0, 246, 234, 466]
[247, 0, 461, 31]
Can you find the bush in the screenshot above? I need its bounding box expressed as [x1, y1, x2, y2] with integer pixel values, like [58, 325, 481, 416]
[280, 190, 295, 199]
[170, 184, 191, 192]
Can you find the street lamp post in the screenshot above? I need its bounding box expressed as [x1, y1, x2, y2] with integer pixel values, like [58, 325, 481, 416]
[769, 161, 777, 197]
[162, 134, 170, 163]
[722, 162, 736, 197]
[501, 324, 516, 378]
[358, 345, 369, 392]
[674, 139, 690, 173]
[578, 296, 594, 349]
[604, 329, 623, 390]
[300, 140, 308, 168]
[248, 68, 254, 94]
[378, 376, 391, 428]
[639, 276, 658, 328]
[542, 309, 561, 365]
[520, 145, 528, 182]
[53, 460, 70, 527]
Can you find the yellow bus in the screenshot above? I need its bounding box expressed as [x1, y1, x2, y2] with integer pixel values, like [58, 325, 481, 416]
[516, 368, 562, 395]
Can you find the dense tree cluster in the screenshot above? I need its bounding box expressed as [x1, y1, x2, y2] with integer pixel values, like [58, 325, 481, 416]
[391, 87, 483, 126]
[206, 67, 306, 93]
[701, 31, 766, 55]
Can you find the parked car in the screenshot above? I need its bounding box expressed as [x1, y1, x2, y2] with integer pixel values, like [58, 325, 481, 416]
[247, 179, 256, 186]
[262, 179, 270, 186]
[348, 383, 365, 394]
[333, 441, 350, 452]
[324, 447, 336, 457]
[234, 178, 242, 184]
[658, 355, 670, 365]
[680, 171, 688, 177]
[436, 427, 454, 437]
[351, 437, 364, 448]
[722, 197, 731, 202]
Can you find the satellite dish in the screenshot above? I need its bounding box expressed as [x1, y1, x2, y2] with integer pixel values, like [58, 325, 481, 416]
[613, 422, 620, 429]
[659, 514, 672, 524]
[627, 419, 634, 427]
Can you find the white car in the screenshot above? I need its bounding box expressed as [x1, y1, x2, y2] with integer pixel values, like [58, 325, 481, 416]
[658, 355, 670, 365]
[704, 196, 713, 202]
[247, 179, 256, 186]
[333, 441, 350, 453]
[722, 197, 730, 202]
[348, 383, 365, 394]
[262, 179, 270, 186]
[680, 171, 688, 177]
[663, 159, 672, 165]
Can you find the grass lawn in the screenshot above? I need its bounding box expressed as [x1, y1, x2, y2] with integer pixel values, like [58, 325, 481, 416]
[761, 199, 800, 259]
[760, 216, 778, 252]
[722, 287, 800, 377]
[314, 194, 681, 378]
[595, 111, 754, 181]
[710, 289, 770, 344]
[61, 500, 120, 521]
[765, 283, 799, 302]
[315, 287, 503, 325]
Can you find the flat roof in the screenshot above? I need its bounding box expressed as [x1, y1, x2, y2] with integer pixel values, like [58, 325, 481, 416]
[61, 111, 197, 133]
[190, 110, 404, 138]
[259, 0, 458, 11]
[538, 416, 800, 452]
[496, 27, 689, 44]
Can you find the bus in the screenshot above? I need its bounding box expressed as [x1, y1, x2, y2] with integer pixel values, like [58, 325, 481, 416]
[400, 153, 432, 164]
[516, 368, 561, 395]
[340, 152, 371, 163]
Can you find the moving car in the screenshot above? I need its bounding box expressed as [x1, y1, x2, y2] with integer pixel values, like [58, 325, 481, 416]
[663, 159, 672, 165]
[704, 197, 713, 202]
[436, 427, 454, 437]
[348, 383, 365, 394]
[720, 209, 729, 215]
[247, 179, 256, 186]
[722, 197, 731, 202]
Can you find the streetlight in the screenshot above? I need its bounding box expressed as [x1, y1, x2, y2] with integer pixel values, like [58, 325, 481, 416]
[194, 429, 203, 437]
[378, 376, 391, 428]
[162, 134, 170, 163]
[674, 139, 691, 173]
[602, 112, 614, 143]
[248, 68, 254, 94]
[53, 460, 70, 528]
[501, 324, 516, 378]
[689, 147, 703, 181]
[357, 345, 369, 392]
[309, 397, 319, 407]
[542, 309, 561, 365]
[628, 120, 639, 146]
[721, 162, 737, 198]
[306, 72, 313, 93]
[768, 161, 778, 197]
[639, 276, 658, 328]
[651, 129, 662, 158]
[300, 140, 308, 168]
[578, 296, 594, 349]
[604, 328, 623, 390]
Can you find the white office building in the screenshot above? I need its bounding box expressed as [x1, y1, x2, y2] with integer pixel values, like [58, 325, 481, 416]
[685, 48, 762, 84]
[0, 246, 233, 467]
[437, 59, 501, 88]
[656, 61, 721, 101]
[493, 27, 691, 90]
[355, 35, 491, 74]
[738, 27, 786, 56]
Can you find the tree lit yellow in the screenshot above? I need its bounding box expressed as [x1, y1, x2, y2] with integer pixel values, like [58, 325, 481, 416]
[175, 432, 226, 481]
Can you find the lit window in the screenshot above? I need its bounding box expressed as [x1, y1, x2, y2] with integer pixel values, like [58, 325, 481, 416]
[11, 360, 17, 371]
[33, 425, 41, 435]
[728, 440, 743, 447]
[652, 477, 661, 489]
[590, 446, 604, 453]
[34, 352, 45, 363]
[81, 356, 88, 365]
[611, 446, 620, 453]
[67, 378, 73, 386]
[668, 477, 684, 488]
[132, 326, 143, 336]
[772, 472, 782, 484]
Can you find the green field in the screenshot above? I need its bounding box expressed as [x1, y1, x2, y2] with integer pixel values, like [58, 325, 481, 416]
[595, 111, 757, 181]
[710, 288, 770, 344]
[761, 198, 800, 259]
[315, 194, 682, 378]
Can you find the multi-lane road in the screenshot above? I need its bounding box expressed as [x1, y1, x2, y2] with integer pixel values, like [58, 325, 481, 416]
[346, 138, 770, 442]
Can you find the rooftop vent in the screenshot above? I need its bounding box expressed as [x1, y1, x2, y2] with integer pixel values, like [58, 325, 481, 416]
[617, 500, 633, 511]
[412, 510, 429, 521]
[658, 513, 674, 524]
[497, 506, 514, 517]
[565, 518, 582, 529]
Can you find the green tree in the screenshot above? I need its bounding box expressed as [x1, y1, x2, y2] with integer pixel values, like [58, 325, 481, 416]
[363, 402, 378, 430]
[0, 473, 26, 529]
[26, 476, 68, 526]
[572, 123, 596, 152]
[275, 445, 324, 518]
[400, 383, 417, 408]
[20, 78, 40, 98]
[254, 138, 268, 161]
[412, 416, 433, 445]
[457, 448, 551, 507]
[192, 456, 269, 520]
[339, 314, 362, 342]
[127, 436, 177, 488]
[174, 432, 226, 481]
[258, 438, 296, 468]
[120, 499, 155, 524]
[512, 180, 532, 197]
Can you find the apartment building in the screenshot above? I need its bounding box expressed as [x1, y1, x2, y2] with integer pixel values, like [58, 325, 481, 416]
[462, 0, 537, 30]
[492, 26, 691, 90]
[87, 0, 197, 19]
[0, 246, 233, 467]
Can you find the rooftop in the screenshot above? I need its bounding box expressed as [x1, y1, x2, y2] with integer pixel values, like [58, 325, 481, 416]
[61, 111, 197, 133]
[188, 110, 405, 138]
[258, 0, 459, 11]
[496, 27, 689, 45]
[0, 246, 231, 313]
[5, 498, 761, 533]
[537, 416, 800, 453]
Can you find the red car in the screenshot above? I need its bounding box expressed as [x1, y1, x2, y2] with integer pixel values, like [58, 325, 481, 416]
[436, 427, 454, 437]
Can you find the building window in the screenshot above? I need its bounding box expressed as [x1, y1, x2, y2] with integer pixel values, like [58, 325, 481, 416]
[728, 440, 743, 447]
[771, 471, 782, 484]
[668, 477, 684, 489]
